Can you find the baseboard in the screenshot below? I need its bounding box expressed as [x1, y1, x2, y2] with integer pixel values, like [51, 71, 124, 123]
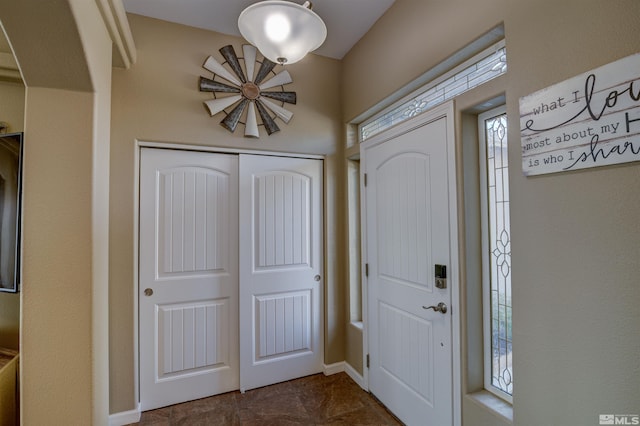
[323, 361, 345, 376]
[344, 362, 366, 390]
[109, 404, 141, 426]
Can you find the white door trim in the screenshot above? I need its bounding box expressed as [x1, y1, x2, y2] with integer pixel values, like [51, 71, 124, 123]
[137, 140, 324, 160]
[133, 141, 325, 407]
[360, 101, 461, 426]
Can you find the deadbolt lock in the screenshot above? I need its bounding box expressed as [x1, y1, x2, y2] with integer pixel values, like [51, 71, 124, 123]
[435, 264, 447, 289]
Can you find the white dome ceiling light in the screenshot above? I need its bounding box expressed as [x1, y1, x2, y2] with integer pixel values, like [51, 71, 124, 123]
[238, 1, 327, 65]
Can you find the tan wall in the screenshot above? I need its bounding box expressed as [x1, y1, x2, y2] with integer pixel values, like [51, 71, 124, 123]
[341, 0, 506, 122]
[0, 81, 23, 351]
[0, 82, 24, 133]
[506, 2, 640, 424]
[342, 0, 640, 425]
[109, 13, 344, 413]
[69, 0, 115, 422]
[0, 0, 114, 424]
[21, 86, 94, 424]
[0, 292, 19, 350]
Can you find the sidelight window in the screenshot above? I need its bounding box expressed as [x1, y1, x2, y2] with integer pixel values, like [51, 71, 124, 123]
[479, 106, 513, 402]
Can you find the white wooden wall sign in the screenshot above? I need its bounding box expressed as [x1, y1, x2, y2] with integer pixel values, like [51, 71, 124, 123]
[520, 52, 640, 176]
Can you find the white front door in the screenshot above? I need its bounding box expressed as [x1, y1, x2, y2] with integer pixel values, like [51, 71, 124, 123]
[364, 107, 455, 426]
[239, 154, 324, 392]
[139, 148, 239, 410]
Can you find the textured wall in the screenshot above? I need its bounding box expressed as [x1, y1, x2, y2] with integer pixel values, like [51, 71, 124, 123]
[0, 80, 23, 352]
[0, 0, 113, 424]
[342, 0, 640, 425]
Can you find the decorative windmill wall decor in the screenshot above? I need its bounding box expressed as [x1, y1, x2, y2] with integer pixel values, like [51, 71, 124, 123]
[199, 44, 297, 138]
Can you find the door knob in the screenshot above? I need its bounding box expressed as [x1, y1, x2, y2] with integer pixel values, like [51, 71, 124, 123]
[144, 288, 153, 297]
[314, 275, 321, 282]
[422, 302, 447, 314]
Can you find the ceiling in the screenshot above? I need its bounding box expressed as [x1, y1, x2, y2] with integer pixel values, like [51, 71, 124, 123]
[122, 0, 396, 60]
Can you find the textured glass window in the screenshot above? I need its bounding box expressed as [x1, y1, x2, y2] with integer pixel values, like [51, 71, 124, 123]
[360, 42, 506, 142]
[480, 108, 513, 401]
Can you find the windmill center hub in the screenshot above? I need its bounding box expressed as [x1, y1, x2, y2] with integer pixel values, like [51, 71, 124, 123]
[242, 83, 260, 100]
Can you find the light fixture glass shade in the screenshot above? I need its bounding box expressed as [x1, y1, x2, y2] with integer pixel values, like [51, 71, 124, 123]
[238, 1, 327, 65]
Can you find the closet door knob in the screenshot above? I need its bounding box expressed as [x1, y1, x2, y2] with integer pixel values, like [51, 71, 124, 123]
[144, 288, 153, 297]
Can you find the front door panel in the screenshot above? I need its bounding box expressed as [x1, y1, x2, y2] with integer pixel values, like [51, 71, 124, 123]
[365, 112, 453, 426]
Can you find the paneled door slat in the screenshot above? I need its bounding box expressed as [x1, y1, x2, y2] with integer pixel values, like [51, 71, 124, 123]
[194, 173, 206, 271]
[284, 295, 294, 352]
[184, 171, 196, 272]
[205, 304, 217, 366]
[283, 175, 293, 265]
[171, 309, 184, 373]
[194, 306, 206, 368]
[293, 295, 303, 349]
[161, 173, 173, 274]
[266, 176, 275, 266]
[216, 175, 228, 270]
[292, 178, 302, 265]
[171, 172, 184, 273]
[183, 307, 195, 370]
[205, 175, 217, 271]
[275, 175, 285, 266]
[275, 297, 285, 354]
[161, 308, 172, 374]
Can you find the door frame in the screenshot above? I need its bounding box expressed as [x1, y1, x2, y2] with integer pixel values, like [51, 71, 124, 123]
[133, 140, 324, 406]
[360, 101, 461, 426]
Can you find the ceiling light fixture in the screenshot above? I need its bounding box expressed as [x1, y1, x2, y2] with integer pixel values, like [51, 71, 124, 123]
[238, 1, 327, 65]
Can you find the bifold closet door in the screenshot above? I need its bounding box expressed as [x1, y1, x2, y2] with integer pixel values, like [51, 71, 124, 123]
[239, 154, 324, 392]
[139, 148, 239, 410]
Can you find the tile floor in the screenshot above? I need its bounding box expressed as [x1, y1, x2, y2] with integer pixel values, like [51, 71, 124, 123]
[130, 372, 403, 425]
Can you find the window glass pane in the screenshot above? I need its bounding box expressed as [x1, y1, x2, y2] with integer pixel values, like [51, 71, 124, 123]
[361, 44, 506, 142]
[485, 113, 513, 396]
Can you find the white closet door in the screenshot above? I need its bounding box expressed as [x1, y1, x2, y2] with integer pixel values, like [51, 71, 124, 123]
[139, 148, 239, 410]
[239, 154, 324, 392]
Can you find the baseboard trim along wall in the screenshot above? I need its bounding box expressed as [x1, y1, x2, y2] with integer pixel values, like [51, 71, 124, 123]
[323, 361, 345, 376]
[324, 361, 366, 390]
[344, 362, 366, 390]
[108, 403, 141, 426]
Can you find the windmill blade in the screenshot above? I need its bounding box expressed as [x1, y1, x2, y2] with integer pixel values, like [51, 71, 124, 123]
[260, 97, 293, 124]
[199, 76, 241, 93]
[219, 45, 246, 84]
[243, 45, 257, 83]
[203, 56, 241, 86]
[244, 102, 260, 138]
[253, 58, 276, 85]
[203, 95, 242, 117]
[220, 98, 249, 133]
[259, 70, 293, 90]
[255, 100, 280, 135]
[260, 91, 297, 104]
